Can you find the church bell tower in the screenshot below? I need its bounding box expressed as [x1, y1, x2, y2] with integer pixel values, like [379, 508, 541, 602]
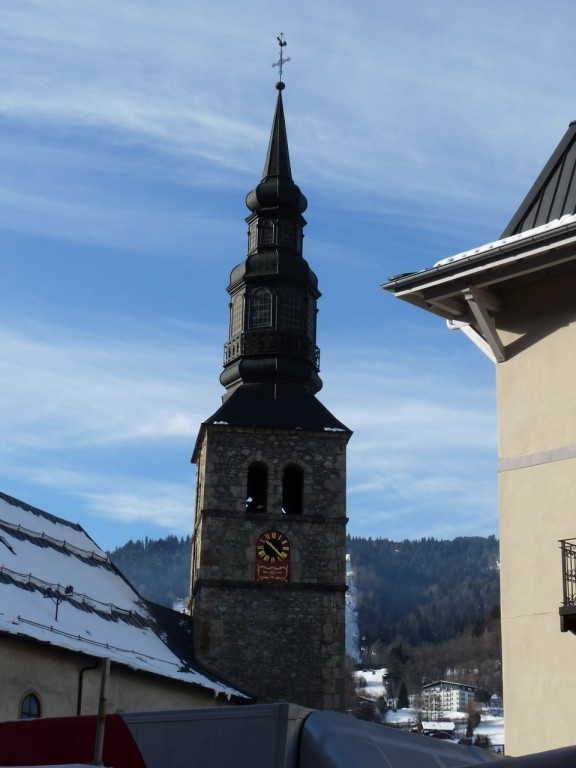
[189, 46, 351, 710]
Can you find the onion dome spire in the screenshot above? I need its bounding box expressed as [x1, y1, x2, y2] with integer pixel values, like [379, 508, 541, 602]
[246, 34, 306, 214]
[199, 36, 351, 434]
[245, 84, 307, 214]
[218, 37, 323, 402]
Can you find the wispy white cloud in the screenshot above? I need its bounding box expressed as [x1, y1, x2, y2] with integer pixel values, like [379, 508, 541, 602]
[321, 341, 497, 539]
[1, 0, 574, 233]
[14, 463, 194, 539]
[0, 315, 496, 543]
[0, 0, 564, 548]
[0, 321, 220, 449]
[81, 486, 194, 533]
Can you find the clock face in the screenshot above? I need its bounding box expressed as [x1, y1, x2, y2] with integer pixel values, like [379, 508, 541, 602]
[256, 530, 290, 564]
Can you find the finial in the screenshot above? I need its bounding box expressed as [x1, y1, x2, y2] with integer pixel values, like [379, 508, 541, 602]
[272, 33, 290, 88]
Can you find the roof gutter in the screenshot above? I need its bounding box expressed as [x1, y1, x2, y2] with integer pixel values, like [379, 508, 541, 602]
[382, 216, 576, 365]
[382, 217, 576, 295]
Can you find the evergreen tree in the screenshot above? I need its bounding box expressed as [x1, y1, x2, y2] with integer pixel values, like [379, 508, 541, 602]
[397, 680, 409, 709]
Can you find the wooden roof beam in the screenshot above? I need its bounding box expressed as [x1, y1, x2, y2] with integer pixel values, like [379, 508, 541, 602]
[463, 286, 506, 363]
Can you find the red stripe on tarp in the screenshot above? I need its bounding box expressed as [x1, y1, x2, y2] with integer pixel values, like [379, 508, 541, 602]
[0, 714, 147, 767]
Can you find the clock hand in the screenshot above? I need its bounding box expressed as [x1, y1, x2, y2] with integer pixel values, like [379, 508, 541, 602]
[267, 541, 283, 557]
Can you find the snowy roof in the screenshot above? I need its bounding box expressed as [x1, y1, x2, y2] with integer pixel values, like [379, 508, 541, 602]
[433, 213, 576, 268]
[384, 120, 576, 346]
[422, 680, 476, 691]
[421, 721, 455, 732]
[0, 491, 246, 701]
[382, 212, 576, 322]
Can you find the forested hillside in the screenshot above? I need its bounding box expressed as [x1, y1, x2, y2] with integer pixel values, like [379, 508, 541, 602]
[110, 535, 191, 606]
[347, 535, 501, 695]
[109, 533, 502, 695]
[348, 536, 500, 646]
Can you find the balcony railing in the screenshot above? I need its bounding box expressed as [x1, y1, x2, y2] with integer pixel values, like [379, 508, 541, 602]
[559, 538, 576, 633]
[223, 330, 320, 369]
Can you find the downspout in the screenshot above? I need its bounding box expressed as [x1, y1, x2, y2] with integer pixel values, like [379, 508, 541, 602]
[77, 661, 99, 716]
[93, 657, 111, 767]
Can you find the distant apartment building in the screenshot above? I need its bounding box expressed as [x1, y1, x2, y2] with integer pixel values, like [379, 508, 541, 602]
[421, 681, 476, 714]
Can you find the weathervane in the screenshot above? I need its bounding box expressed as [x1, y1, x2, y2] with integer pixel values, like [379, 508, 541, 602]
[272, 33, 290, 83]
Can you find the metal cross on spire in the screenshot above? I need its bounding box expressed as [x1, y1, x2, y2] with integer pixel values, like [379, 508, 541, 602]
[272, 33, 291, 83]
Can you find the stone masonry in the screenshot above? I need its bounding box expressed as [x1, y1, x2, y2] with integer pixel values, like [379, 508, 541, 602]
[189, 423, 348, 710]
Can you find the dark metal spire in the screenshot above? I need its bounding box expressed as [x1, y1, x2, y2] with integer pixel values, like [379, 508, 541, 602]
[246, 35, 305, 212]
[218, 51, 322, 402]
[198, 37, 351, 433]
[246, 85, 306, 213]
[261, 84, 293, 182]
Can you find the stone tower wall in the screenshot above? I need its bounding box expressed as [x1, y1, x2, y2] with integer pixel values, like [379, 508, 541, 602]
[190, 424, 348, 709]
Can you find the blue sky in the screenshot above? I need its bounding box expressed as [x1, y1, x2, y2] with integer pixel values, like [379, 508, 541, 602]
[0, 1, 573, 551]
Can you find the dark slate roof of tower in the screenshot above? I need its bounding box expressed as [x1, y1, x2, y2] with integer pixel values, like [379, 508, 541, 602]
[203, 386, 351, 433]
[502, 121, 576, 237]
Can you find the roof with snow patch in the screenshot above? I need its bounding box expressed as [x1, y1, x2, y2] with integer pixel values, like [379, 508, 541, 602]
[0, 491, 246, 701]
[193, 387, 351, 461]
[382, 122, 576, 352]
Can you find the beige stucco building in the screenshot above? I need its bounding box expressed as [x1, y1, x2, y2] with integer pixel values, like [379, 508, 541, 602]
[383, 121, 576, 757]
[0, 490, 246, 722]
[1, 635, 234, 722]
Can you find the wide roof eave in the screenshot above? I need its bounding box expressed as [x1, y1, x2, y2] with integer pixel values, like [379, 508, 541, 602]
[382, 213, 576, 301]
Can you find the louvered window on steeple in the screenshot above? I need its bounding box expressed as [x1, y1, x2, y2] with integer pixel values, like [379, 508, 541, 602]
[279, 221, 296, 247]
[281, 292, 304, 333]
[306, 297, 317, 339]
[246, 462, 267, 513]
[260, 220, 275, 245]
[249, 288, 272, 328]
[248, 222, 258, 252]
[282, 464, 303, 515]
[230, 294, 244, 337]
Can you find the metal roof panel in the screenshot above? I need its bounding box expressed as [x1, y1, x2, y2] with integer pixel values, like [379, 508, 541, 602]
[502, 122, 576, 236]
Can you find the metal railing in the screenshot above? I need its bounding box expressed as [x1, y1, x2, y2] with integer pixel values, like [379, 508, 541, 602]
[560, 538, 576, 606]
[224, 330, 320, 369]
